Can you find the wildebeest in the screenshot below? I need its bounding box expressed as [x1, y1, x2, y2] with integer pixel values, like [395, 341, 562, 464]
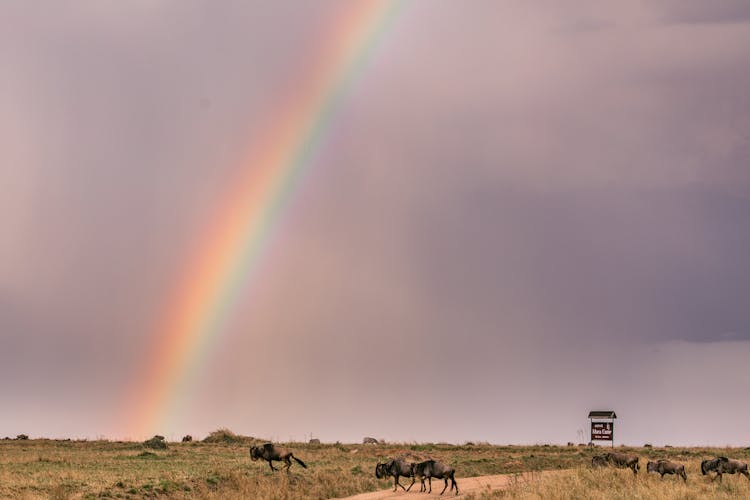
[250, 443, 307, 473]
[363, 437, 380, 444]
[308, 438, 320, 444]
[646, 460, 687, 481]
[701, 457, 750, 481]
[606, 452, 640, 475]
[591, 454, 608, 468]
[701, 457, 724, 479]
[412, 459, 459, 496]
[375, 459, 415, 492]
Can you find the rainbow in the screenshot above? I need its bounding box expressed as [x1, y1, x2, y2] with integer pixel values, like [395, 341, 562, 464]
[127, 0, 404, 437]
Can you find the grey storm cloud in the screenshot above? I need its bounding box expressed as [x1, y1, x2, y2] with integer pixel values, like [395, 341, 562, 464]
[1, 1, 749, 443]
[659, 0, 750, 25]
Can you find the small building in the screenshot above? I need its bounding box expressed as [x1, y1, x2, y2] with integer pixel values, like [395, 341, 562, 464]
[588, 410, 616, 447]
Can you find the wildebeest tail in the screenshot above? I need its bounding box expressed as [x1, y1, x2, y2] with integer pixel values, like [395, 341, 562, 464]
[292, 455, 307, 468]
[701, 460, 707, 475]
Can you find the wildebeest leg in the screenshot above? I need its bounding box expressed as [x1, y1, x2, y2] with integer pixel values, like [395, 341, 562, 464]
[284, 457, 292, 473]
[452, 474, 459, 495]
[267, 460, 276, 472]
[405, 475, 415, 491]
[440, 477, 449, 495]
[428, 476, 432, 493]
[393, 475, 406, 492]
[397, 477, 406, 491]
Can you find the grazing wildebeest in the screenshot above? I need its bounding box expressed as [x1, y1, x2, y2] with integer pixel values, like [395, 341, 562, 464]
[701, 457, 750, 482]
[250, 443, 307, 473]
[363, 437, 380, 444]
[412, 459, 459, 496]
[375, 459, 415, 492]
[646, 460, 687, 481]
[701, 457, 724, 479]
[592, 454, 608, 468]
[606, 452, 640, 475]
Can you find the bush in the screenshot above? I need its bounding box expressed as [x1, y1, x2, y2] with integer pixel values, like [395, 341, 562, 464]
[16, 434, 29, 440]
[182, 435, 193, 442]
[202, 429, 254, 445]
[144, 435, 167, 450]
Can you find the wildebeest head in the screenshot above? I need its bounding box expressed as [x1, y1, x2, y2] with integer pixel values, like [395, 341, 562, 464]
[249, 445, 261, 461]
[647, 461, 658, 473]
[375, 462, 384, 479]
[702, 457, 728, 475]
[591, 455, 608, 467]
[375, 461, 393, 479]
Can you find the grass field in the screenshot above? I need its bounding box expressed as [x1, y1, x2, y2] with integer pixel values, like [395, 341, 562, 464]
[469, 465, 750, 499]
[1, 432, 749, 499]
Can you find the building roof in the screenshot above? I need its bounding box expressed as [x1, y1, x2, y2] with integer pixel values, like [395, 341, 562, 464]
[588, 410, 617, 419]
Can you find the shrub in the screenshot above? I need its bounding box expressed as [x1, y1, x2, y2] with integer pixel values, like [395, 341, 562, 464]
[202, 428, 255, 444]
[143, 435, 167, 450]
[182, 435, 193, 442]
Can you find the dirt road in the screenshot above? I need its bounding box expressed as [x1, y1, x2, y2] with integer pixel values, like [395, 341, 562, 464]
[336, 470, 559, 499]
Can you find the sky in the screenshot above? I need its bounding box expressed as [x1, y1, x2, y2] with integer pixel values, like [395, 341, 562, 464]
[1, 0, 749, 446]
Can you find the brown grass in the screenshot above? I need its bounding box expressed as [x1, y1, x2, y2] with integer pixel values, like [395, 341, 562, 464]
[467, 464, 750, 499]
[1, 438, 748, 499]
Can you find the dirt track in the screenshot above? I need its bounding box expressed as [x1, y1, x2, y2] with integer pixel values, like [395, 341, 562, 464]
[336, 470, 559, 499]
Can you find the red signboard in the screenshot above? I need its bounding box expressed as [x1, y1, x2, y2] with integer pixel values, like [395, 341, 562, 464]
[591, 422, 614, 441]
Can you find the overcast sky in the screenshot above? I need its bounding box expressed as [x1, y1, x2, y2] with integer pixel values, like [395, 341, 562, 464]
[2, 1, 749, 445]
